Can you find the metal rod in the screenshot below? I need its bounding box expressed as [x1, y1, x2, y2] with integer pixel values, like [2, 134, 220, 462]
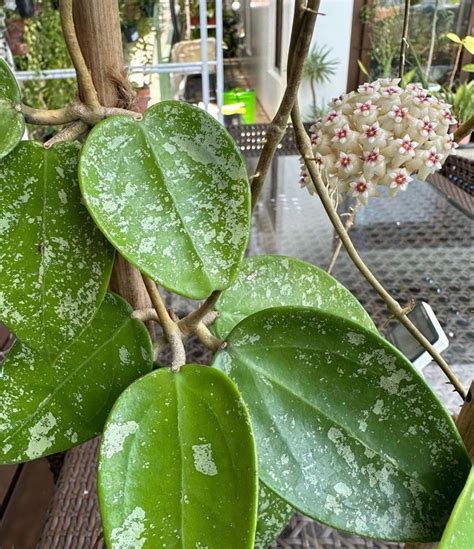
[14, 62, 217, 81]
[215, 0, 224, 123]
[199, 0, 210, 111]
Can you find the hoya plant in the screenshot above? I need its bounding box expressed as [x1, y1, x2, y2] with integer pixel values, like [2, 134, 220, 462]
[0, 1, 472, 548]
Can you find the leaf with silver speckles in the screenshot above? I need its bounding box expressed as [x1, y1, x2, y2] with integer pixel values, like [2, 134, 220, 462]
[213, 306, 470, 542]
[0, 141, 115, 361]
[79, 100, 251, 300]
[0, 293, 153, 464]
[0, 58, 24, 159]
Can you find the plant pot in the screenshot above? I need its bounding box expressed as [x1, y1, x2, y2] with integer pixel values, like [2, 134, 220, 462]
[136, 85, 151, 113]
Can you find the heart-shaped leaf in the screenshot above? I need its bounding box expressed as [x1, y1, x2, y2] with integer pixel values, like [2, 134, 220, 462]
[0, 293, 153, 464]
[255, 483, 293, 549]
[0, 58, 24, 159]
[79, 101, 251, 300]
[439, 467, 474, 549]
[98, 365, 258, 549]
[0, 141, 115, 361]
[212, 255, 376, 339]
[213, 307, 470, 542]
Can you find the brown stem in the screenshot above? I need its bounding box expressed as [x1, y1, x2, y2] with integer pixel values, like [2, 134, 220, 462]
[142, 275, 186, 372]
[398, 0, 411, 79]
[59, 0, 100, 109]
[454, 115, 474, 142]
[448, 42, 463, 90]
[21, 104, 78, 125]
[179, 291, 221, 334]
[327, 206, 357, 274]
[194, 323, 225, 353]
[250, 0, 320, 209]
[291, 102, 466, 401]
[43, 120, 89, 148]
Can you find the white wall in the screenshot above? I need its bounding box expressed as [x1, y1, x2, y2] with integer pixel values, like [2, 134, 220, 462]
[299, 0, 355, 119]
[244, 0, 355, 120]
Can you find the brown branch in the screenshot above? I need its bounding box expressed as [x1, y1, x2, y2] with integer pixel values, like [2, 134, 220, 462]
[327, 206, 358, 274]
[43, 120, 89, 148]
[21, 104, 78, 125]
[194, 323, 226, 353]
[448, 42, 463, 91]
[250, 0, 320, 209]
[398, 0, 411, 79]
[141, 275, 186, 372]
[59, 0, 100, 109]
[291, 101, 466, 401]
[454, 115, 474, 142]
[179, 291, 221, 334]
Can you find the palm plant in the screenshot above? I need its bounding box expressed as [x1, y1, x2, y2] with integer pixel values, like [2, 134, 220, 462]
[303, 44, 339, 118]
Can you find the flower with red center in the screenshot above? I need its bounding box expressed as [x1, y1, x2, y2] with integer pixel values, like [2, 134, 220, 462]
[397, 134, 418, 157]
[311, 132, 321, 145]
[358, 82, 378, 95]
[349, 177, 372, 203]
[363, 148, 381, 166]
[332, 124, 350, 143]
[362, 122, 380, 143]
[324, 110, 341, 125]
[441, 109, 457, 125]
[425, 148, 443, 169]
[354, 101, 376, 116]
[443, 133, 459, 151]
[330, 95, 344, 108]
[336, 152, 353, 170]
[389, 168, 412, 192]
[413, 90, 432, 105]
[418, 117, 437, 138]
[388, 105, 408, 123]
[381, 86, 401, 97]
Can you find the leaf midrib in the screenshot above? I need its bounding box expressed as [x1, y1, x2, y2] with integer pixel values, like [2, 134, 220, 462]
[138, 124, 212, 292]
[3, 318, 131, 447]
[230, 349, 434, 499]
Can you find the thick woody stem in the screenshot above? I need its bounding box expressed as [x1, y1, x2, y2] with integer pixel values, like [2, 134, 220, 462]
[59, 0, 100, 109]
[292, 102, 466, 401]
[179, 291, 221, 334]
[21, 104, 78, 125]
[43, 120, 89, 148]
[142, 276, 186, 372]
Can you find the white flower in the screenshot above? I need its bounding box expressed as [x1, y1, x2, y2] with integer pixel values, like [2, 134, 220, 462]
[301, 78, 454, 204]
[397, 134, 418, 157]
[389, 168, 412, 193]
[424, 147, 443, 169]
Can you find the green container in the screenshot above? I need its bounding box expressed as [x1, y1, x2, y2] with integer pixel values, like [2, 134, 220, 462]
[223, 88, 257, 124]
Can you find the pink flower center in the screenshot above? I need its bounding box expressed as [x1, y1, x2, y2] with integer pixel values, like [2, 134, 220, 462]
[394, 173, 407, 186]
[365, 150, 379, 164]
[327, 111, 338, 122]
[402, 140, 413, 152]
[335, 128, 347, 140]
[428, 151, 441, 163]
[356, 181, 367, 193]
[340, 156, 352, 167]
[359, 102, 371, 112]
[384, 87, 398, 95]
[422, 120, 435, 133]
[365, 125, 378, 138]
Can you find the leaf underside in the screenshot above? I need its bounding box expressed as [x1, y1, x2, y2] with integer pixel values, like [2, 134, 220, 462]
[212, 255, 377, 339]
[213, 307, 470, 542]
[0, 293, 153, 464]
[79, 100, 251, 300]
[0, 58, 25, 159]
[0, 141, 115, 361]
[98, 366, 258, 549]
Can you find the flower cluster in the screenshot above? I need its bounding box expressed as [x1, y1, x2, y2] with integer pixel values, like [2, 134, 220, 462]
[299, 79, 458, 204]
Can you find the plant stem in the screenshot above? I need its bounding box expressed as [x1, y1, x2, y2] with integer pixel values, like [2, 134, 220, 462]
[179, 291, 221, 334]
[291, 101, 466, 401]
[425, 0, 439, 80]
[142, 275, 186, 372]
[327, 205, 357, 274]
[448, 42, 463, 90]
[21, 104, 78, 125]
[59, 0, 100, 109]
[250, 0, 320, 209]
[398, 0, 411, 79]
[43, 120, 89, 148]
[454, 115, 474, 142]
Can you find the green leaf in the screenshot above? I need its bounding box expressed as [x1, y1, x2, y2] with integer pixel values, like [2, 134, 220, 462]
[446, 32, 462, 44]
[98, 365, 258, 549]
[212, 307, 471, 542]
[212, 255, 376, 339]
[463, 36, 474, 54]
[401, 68, 417, 88]
[255, 483, 293, 549]
[79, 101, 251, 300]
[462, 63, 474, 72]
[0, 58, 24, 159]
[0, 141, 115, 361]
[0, 293, 153, 464]
[357, 59, 370, 77]
[440, 468, 474, 549]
